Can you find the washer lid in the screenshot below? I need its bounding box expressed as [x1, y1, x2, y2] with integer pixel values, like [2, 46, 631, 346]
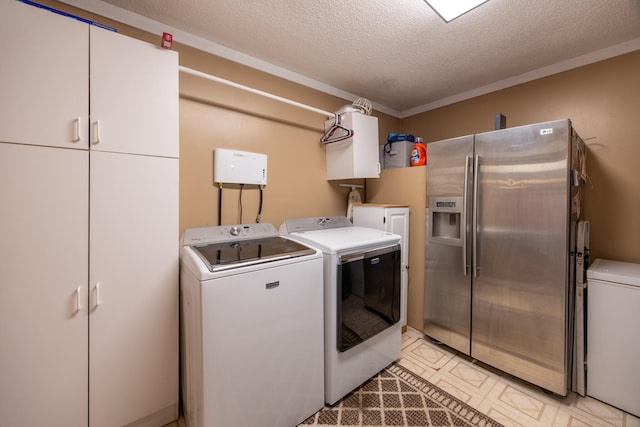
[191, 236, 316, 272]
[587, 258, 640, 287]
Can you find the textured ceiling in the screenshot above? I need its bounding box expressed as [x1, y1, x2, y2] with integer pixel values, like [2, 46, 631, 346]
[65, 0, 640, 117]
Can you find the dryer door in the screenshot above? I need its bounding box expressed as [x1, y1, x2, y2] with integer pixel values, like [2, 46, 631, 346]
[337, 244, 401, 352]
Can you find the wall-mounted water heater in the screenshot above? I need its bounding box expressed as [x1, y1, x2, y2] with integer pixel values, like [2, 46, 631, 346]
[213, 148, 267, 185]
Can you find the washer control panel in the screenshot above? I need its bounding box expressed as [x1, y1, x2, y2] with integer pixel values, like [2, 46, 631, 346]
[182, 223, 278, 246]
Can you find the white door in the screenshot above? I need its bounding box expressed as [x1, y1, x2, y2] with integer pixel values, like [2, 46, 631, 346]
[0, 143, 89, 426]
[89, 26, 179, 157]
[0, 1, 88, 148]
[89, 151, 179, 427]
[385, 208, 410, 327]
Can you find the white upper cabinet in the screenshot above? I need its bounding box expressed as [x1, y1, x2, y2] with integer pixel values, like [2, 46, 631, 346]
[325, 113, 381, 180]
[90, 26, 179, 158]
[0, 1, 88, 148]
[0, 1, 178, 158]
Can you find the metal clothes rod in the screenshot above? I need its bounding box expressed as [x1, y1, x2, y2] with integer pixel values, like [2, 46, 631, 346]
[179, 65, 334, 118]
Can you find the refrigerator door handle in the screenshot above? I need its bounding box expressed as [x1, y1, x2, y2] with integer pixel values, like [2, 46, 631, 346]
[462, 156, 471, 276]
[473, 155, 480, 278]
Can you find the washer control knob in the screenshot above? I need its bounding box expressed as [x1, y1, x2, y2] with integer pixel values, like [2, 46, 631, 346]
[229, 226, 241, 236]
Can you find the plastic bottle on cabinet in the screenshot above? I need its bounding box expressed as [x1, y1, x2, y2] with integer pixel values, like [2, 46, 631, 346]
[410, 137, 427, 166]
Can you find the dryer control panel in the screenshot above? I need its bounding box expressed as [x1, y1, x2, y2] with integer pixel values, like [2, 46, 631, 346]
[280, 216, 352, 234]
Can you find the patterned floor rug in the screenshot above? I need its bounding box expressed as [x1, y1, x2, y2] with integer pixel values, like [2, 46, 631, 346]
[300, 363, 504, 427]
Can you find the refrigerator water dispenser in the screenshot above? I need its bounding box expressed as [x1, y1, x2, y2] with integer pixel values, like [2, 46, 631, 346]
[428, 197, 463, 246]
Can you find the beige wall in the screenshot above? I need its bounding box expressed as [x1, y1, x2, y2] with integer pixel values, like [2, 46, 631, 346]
[43, 2, 640, 332]
[401, 51, 640, 265]
[177, 43, 400, 231]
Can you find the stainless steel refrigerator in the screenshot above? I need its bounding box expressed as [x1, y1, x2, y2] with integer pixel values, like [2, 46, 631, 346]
[423, 119, 586, 396]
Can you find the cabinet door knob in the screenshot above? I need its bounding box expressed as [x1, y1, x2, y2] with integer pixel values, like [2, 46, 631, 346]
[92, 282, 102, 309]
[91, 120, 101, 145]
[73, 286, 82, 314]
[72, 117, 82, 142]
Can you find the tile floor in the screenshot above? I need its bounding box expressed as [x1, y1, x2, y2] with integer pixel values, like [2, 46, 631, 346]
[398, 326, 639, 427]
[166, 326, 639, 427]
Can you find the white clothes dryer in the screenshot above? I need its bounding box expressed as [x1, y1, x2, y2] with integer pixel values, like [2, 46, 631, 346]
[280, 216, 402, 405]
[180, 223, 324, 427]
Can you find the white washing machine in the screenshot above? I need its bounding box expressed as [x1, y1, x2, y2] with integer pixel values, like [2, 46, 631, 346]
[587, 258, 640, 417]
[180, 223, 324, 427]
[280, 216, 402, 405]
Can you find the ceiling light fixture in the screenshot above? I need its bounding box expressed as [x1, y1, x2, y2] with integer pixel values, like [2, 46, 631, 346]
[425, 0, 489, 22]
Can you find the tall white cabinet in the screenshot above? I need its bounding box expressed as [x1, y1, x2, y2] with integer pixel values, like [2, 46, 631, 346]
[0, 2, 179, 426]
[352, 204, 410, 328]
